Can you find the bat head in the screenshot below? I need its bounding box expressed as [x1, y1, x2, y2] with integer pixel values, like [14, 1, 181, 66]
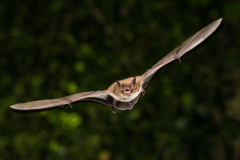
[116, 77, 138, 95]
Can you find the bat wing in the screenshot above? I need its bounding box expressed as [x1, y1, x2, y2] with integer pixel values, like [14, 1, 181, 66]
[141, 18, 222, 89]
[10, 90, 112, 110]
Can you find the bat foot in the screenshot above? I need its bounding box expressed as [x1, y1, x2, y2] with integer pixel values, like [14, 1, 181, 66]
[141, 89, 145, 96]
[111, 106, 116, 113]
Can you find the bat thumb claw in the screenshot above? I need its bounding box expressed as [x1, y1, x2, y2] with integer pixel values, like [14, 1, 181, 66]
[64, 98, 73, 109]
[67, 101, 73, 109]
[178, 57, 181, 64]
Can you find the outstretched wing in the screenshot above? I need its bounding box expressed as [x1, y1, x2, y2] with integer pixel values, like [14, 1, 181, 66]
[10, 90, 112, 110]
[141, 18, 222, 89]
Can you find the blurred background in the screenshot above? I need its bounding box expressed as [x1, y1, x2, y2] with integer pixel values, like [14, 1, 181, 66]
[1, 0, 240, 159]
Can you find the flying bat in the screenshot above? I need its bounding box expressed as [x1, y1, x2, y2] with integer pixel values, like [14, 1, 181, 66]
[10, 18, 222, 113]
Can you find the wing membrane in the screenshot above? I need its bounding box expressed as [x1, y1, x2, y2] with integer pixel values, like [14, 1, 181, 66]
[10, 90, 111, 110]
[141, 18, 222, 89]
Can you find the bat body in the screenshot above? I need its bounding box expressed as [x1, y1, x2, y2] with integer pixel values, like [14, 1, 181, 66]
[10, 18, 222, 113]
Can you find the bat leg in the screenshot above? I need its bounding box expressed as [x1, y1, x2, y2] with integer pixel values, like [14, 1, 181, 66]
[141, 89, 145, 96]
[111, 99, 116, 113]
[111, 106, 116, 113]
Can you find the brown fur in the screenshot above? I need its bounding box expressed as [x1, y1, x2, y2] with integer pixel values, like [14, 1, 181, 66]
[108, 76, 142, 97]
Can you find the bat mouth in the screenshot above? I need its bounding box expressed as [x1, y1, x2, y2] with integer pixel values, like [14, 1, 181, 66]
[124, 87, 131, 94]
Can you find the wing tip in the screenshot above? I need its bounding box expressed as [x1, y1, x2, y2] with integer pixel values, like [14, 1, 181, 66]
[10, 104, 23, 110]
[212, 18, 222, 28]
[10, 103, 35, 110]
[217, 18, 222, 23]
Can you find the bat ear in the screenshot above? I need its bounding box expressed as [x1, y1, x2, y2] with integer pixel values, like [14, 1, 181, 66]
[131, 77, 136, 88]
[116, 80, 123, 90]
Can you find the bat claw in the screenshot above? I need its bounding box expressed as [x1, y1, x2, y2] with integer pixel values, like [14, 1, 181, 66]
[178, 56, 181, 64]
[66, 100, 73, 109]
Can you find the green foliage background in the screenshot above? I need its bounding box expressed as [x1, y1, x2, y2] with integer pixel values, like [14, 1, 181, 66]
[1, 0, 240, 159]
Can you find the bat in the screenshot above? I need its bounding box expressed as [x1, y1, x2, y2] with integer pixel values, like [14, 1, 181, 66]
[10, 18, 222, 113]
